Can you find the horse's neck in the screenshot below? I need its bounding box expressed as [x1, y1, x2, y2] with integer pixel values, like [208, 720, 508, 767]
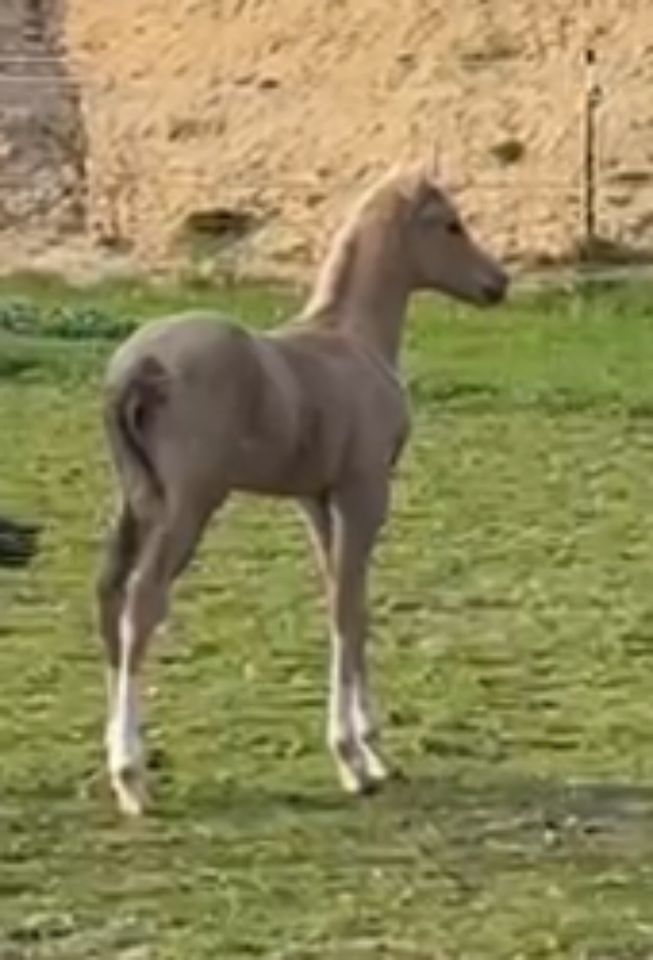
[341, 239, 412, 364]
[303, 222, 411, 366]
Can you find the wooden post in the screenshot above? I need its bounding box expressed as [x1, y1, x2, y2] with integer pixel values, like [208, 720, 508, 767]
[582, 46, 601, 257]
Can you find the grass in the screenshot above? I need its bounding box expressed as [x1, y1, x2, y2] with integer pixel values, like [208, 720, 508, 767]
[2, 274, 653, 958]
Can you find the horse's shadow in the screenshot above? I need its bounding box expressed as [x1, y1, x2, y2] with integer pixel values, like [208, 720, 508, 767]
[166, 765, 653, 869]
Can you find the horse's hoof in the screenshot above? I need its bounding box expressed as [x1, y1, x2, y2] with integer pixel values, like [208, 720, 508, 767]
[362, 749, 391, 786]
[339, 766, 381, 797]
[111, 767, 148, 817]
[117, 791, 146, 817]
[356, 776, 382, 797]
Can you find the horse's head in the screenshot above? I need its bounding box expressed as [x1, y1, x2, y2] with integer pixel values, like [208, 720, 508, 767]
[396, 162, 508, 307]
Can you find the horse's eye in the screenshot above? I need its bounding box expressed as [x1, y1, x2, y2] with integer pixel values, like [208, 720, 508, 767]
[446, 219, 463, 236]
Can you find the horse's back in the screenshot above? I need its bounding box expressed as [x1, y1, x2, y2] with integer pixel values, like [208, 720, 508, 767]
[106, 311, 252, 393]
[102, 312, 408, 499]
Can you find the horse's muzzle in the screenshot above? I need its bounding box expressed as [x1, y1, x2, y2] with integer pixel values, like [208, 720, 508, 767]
[480, 271, 509, 305]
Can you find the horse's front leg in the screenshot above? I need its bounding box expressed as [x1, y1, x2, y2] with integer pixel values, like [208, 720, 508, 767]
[327, 480, 390, 794]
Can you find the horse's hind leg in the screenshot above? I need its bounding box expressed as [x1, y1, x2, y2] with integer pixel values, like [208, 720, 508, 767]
[97, 502, 143, 804]
[97, 501, 140, 671]
[107, 497, 218, 815]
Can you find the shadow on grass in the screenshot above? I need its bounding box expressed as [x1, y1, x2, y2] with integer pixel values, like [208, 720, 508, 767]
[165, 766, 653, 858]
[0, 352, 43, 381]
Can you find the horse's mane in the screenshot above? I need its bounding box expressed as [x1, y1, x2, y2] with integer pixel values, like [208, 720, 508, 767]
[301, 169, 406, 326]
[301, 217, 359, 326]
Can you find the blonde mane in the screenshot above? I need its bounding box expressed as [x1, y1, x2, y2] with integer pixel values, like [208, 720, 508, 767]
[301, 167, 411, 325]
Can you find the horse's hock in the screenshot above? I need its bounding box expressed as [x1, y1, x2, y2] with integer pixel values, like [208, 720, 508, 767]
[3, 1, 653, 279]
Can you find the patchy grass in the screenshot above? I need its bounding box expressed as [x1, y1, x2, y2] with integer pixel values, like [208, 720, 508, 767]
[2, 277, 653, 958]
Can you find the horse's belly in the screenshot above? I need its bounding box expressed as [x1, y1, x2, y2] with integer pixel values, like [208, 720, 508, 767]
[231, 410, 343, 498]
[233, 436, 338, 497]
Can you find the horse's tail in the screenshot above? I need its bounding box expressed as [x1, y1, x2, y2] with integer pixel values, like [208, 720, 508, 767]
[105, 355, 169, 506]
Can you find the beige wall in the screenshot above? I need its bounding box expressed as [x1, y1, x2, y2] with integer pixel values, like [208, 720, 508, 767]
[37, 0, 653, 278]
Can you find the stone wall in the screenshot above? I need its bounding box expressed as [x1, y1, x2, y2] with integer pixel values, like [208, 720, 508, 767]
[0, 0, 85, 248]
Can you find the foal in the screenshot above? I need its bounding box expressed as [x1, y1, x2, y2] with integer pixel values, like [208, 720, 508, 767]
[98, 161, 508, 815]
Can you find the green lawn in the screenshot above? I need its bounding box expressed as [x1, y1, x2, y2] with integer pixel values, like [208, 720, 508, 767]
[2, 275, 653, 959]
